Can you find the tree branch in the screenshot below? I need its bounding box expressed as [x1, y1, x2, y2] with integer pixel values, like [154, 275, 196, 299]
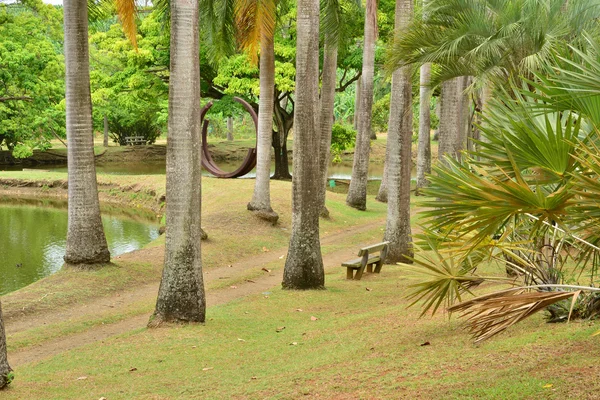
[336, 70, 361, 92]
[0, 96, 33, 102]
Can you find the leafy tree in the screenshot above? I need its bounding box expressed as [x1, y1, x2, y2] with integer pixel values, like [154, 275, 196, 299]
[89, 15, 169, 144]
[0, 2, 65, 157]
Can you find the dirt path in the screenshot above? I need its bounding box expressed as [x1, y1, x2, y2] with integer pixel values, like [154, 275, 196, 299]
[7, 218, 386, 367]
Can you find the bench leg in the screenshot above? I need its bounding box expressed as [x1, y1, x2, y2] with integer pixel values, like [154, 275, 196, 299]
[354, 264, 367, 280]
[374, 261, 383, 273]
[346, 268, 354, 280]
[367, 264, 373, 273]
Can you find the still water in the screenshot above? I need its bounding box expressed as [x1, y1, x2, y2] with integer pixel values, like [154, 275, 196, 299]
[0, 201, 160, 295]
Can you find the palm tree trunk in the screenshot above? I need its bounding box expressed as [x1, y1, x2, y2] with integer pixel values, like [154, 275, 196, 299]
[248, 35, 278, 223]
[0, 300, 11, 389]
[318, 34, 338, 218]
[415, 62, 432, 194]
[346, 0, 377, 211]
[282, 0, 324, 290]
[376, 161, 388, 202]
[460, 76, 471, 150]
[353, 76, 361, 129]
[438, 77, 463, 164]
[384, 0, 413, 263]
[63, 0, 110, 265]
[150, 0, 205, 324]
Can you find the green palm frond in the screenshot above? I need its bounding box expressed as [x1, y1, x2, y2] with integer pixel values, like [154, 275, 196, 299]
[200, 0, 236, 63]
[420, 154, 574, 248]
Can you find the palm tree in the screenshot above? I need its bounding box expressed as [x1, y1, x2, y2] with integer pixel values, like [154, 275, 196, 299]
[415, 60, 432, 193]
[63, 0, 138, 266]
[318, 34, 338, 218]
[282, 0, 324, 290]
[63, 0, 110, 265]
[319, 0, 349, 216]
[346, 0, 377, 211]
[150, 0, 205, 324]
[405, 38, 600, 341]
[437, 77, 463, 163]
[0, 301, 11, 389]
[239, 0, 279, 224]
[383, 0, 413, 263]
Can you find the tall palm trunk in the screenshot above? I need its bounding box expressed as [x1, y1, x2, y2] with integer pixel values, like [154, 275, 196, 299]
[376, 161, 388, 202]
[150, 0, 205, 324]
[63, 0, 110, 265]
[383, 0, 413, 263]
[415, 62, 432, 193]
[0, 301, 11, 389]
[282, 0, 324, 290]
[318, 34, 339, 218]
[346, 0, 377, 211]
[353, 76, 361, 129]
[248, 35, 278, 223]
[438, 77, 463, 164]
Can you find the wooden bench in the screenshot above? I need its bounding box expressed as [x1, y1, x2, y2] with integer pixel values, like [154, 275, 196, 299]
[342, 241, 390, 280]
[124, 136, 146, 146]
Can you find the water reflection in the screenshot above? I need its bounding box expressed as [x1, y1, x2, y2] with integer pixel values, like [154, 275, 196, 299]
[0, 203, 159, 295]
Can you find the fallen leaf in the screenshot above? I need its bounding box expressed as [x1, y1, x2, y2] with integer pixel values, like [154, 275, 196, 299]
[543, 384, 554, 389]
[191, 346, 197, 349]
[238, 338, 246, 342]
[228, 264, 233, 268]
[245, 279, 256, 283]
[310, 316, 318, 321]
[99, 398, 107, 400]
[276, 326, 286, 332]
[262, 247, 270, 252]
[77, 376, 87, 381]
[202, 367, 214, 371]
[420, 341, 431, 346]
[261, 267, 271, 273]
[366, 287, 372, 292]
[296, 309, 303, 312]
[129, 367, 137, 372]
[230, 285, 238, 289]
[290, 342, 298, 346]
[279, 255, 284, 259]
[251, 376, 258, 380]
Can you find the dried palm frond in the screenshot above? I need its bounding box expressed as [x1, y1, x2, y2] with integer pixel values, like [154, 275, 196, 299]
[115, 0, 138, 49]
[235, 0, 276, 64]
[448, 288, 581, 343]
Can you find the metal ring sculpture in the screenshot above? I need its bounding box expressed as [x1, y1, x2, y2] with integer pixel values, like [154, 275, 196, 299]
[200, 97, 258, 178]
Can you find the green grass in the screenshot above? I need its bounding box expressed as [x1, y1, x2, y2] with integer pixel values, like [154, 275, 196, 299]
[4, 267, 600, 399]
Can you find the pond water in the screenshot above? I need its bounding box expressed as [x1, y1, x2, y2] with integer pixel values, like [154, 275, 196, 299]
[0, 201, 160, 295]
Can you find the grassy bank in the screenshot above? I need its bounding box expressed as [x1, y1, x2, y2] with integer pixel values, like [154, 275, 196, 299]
[1, 170, 598, 399]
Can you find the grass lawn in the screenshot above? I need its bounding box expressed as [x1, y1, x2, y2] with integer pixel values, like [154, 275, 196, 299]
[3, 268, 599, 399]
